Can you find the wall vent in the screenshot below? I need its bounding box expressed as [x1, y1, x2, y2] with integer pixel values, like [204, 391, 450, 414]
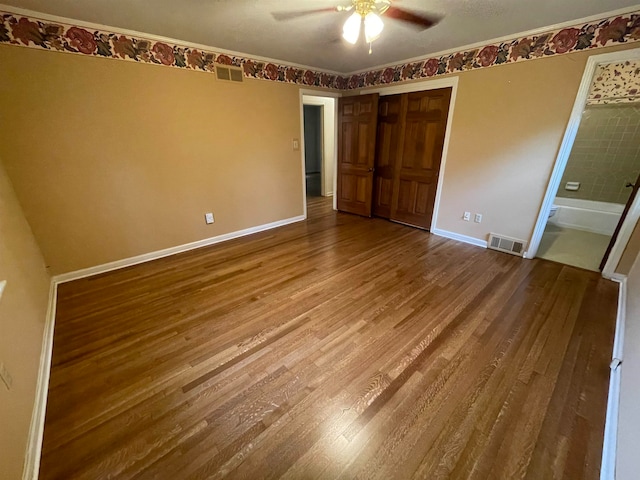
[215, 64, 244, 83]
[488, 233, 527, 257]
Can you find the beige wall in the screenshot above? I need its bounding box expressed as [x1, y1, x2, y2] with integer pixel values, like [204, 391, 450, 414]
[617, 220, 640, 275]
[1, 26, 639, 480]
[359, 44, 638, 246]
[617, 245, 640, 479]
[1, 40, 638, 276]
[438, 44, 638, 244]
[0, 45, 305, 274]
[0, 161, 50, 479]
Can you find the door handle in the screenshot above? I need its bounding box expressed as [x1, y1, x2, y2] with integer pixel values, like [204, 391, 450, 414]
[626, 183, 636, 188]
[368, 168, 374, 172]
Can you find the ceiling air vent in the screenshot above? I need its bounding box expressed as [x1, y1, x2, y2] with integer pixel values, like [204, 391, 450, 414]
[488, 233, 527, 257]
[215, 64, 244, 83]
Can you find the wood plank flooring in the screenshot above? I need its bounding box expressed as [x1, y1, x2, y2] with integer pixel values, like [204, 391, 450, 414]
[40, 197, 618, 479]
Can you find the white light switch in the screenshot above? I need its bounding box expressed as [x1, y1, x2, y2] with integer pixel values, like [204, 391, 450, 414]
[292, 139, 300, 150]
[205, 213, 215, 224]
[463, 212, 470, 221]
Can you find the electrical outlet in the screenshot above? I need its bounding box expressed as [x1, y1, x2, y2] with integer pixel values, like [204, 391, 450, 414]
[0, 362, 12, 390]
[292, 139, 300, 151]
[463, 212, 471, 221]
[204, 213, 215, 224]
[474, 213, 483, 223]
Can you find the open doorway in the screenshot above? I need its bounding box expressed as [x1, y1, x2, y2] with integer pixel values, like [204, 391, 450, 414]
[301, 94, 338, 214]
[536, 103, 640, 271]
[527, 48, 640, 275]
[303, 105, 322, 197]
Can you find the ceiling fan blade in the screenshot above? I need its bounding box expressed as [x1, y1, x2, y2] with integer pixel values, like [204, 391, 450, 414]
[384, 6, 440, 30]
[271, 8, 338, 22]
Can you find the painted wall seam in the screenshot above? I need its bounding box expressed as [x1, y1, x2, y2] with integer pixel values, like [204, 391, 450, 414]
[22, 279, 57, 480]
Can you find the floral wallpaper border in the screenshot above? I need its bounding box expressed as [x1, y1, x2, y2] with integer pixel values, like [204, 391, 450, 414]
[0, 11, 348, 89]
[587, 60, 640, 104]
[0, 9, 639, 90]
[346, 13, 640, 89]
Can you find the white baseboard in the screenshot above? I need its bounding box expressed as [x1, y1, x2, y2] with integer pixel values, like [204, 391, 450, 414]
[22, 279, 58, 480]
[54, 215, 305, 284]
[604, 272, 627, 282]
[21, 213, 305, 478]
[431, 228, 488, 249]
[600, 275, 627, 480]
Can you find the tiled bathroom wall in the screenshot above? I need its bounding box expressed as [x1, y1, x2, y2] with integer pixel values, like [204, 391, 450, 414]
[557, 104, 640, 205]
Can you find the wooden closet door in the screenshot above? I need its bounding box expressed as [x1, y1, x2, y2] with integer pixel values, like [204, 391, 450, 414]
[337, 94, 379, 217]
[390, 88, 452, 229]
[372, 94, 405, 219]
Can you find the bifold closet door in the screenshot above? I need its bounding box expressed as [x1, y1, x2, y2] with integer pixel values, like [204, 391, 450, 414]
[390, 88, 452, 230]
[337, 94, 379, 217]
[372, 95, 405, 219]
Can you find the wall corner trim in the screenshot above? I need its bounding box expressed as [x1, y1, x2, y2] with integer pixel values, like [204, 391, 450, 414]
[54, 215, 306, 284]
[431, 228, 488, 249]
[22, 278, 58, 480]
[600, 274, 627, 480]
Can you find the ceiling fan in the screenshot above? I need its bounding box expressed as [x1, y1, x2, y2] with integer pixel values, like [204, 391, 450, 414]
[272, 0, 440, 53]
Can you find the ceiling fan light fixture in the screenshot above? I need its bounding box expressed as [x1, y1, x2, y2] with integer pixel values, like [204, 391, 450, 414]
[364, 12, 384, 43]
[342, 11, 362, 44]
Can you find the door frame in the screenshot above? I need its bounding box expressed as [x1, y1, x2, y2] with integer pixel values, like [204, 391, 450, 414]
[299, 89, 341, 219]
[361, 76, 459, 232]
[603, 190, 640, 277]
[525, 47, 640, 279]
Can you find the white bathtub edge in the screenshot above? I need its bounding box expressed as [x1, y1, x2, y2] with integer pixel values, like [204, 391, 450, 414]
[550, 197, 625, 236]
[554, 197, 625, 214]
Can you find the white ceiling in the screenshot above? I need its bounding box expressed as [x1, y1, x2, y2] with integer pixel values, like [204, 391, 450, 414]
[2, 0, 639, 73]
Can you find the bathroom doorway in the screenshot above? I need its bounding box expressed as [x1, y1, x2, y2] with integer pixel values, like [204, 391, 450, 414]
[537, 103, 640, 271]
[529, 49, 640, 273]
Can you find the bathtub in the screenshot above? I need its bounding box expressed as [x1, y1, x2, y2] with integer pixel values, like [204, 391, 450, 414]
[548, 197, 624, 236]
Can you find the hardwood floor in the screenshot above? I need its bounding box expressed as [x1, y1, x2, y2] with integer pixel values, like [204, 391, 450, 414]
[41, 196, 617, 479]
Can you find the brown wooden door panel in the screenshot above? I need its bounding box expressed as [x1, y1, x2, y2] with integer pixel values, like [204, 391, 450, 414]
[340, 174, 371, 203]
[390, 88, 452, 230]
[402, 121, 440, 170]
[395, 180, 438, 226]
[406, 92, 448, 115]
[600, 171, 640, 270]
[337, 94, 379, 217]
[374, 177, 394, 217]
[396, 179, 413, 213]
[372, 95, 403, 219]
